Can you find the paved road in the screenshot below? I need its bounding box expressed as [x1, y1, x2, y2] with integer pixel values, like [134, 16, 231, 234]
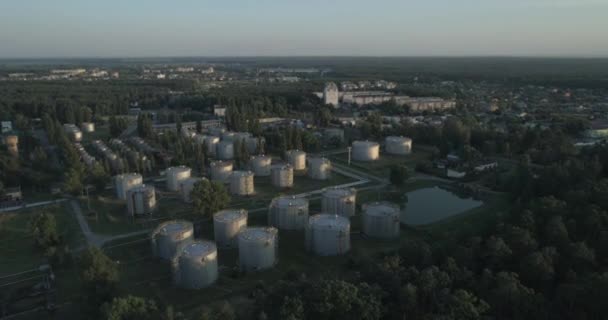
[0, 199, 68, 213]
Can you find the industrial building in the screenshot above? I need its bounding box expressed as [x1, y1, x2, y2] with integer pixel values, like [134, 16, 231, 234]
[323, 82, 339, 107]
[151, 220, 194, 260]
[238, 227, 278, 272]
[213, 209, 248, 248]
[268, 196, 309, 230]
[306, 214, 350, 256]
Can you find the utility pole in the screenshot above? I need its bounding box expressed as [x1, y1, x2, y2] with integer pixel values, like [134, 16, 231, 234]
[347, 147, 352, 165]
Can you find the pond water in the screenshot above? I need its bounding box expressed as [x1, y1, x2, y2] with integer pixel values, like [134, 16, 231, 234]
[401, 187, 482, 225]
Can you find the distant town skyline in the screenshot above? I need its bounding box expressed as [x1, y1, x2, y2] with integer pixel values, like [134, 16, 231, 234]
[1, 0, 607, 58]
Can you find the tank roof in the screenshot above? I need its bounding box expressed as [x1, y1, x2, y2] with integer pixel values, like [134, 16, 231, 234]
[167, 166, 191, 172]
[386, 136, 412, 142]
[286, 149, 306, 155]
[274, 196, 308, 207]
[181, 241, 216, 257]
[239, 227, 277, 241]
[353, 140, 380, 147]
[211, 160, 232, 167]
[363, 202, 400, 216]
[117, 172, 142, 178]
[309, 157, 330, 163]
[155, 220, 192, 235]
[309, 214, 350, 229]
[232, 170, 254, 177]
[214, 209, 247, 222]
[271, 164, 293, 170]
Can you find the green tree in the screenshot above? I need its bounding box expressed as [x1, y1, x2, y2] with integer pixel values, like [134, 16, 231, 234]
[80, 247, 120, 314]
[191, 180, 230, 217]
[64, 167, 84, 195]
[88, 162, 111, 192]
[30, 212, 60, 249]
[101, 295, 158, 320]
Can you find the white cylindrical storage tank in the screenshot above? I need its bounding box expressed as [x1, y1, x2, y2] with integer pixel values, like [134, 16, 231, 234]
[352, 141, 380, 162]
[172, 241, 218, 289]
[115, 173, 143, 200]
[221, 131, 236, 142]
[216, 141, 234, 160]
[81, 122, 95, 133]
[361, 202, 401, 239]
[285, 150, 306, 171]
[307, 157, 332, 180]
[385, 136, 413, 155]
[234, 132, 251, 143]
[230, 171, 255, 196]
[193, 134, 207, 145]
[205, 136, 220, 156]
[180, 177, 204, 203]
[126, 184, 156, 216]
[238, 227, 278, 272]
[213, 209, 248, 248]
[305, 214, 350, 256]
[207, 126, 225, 137]
[245, 137, 262, 154]
[166, 166, 192, 192]
[271, 164, 294, 188]
[268, 196, 309, 230]
[210, 161, 233, 183]
[322, 187, 357, 217]
[249, 155, 272, 176]
[151, 220, 194, 260]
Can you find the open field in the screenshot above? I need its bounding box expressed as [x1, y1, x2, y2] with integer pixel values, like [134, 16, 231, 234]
[0, 203, 84, 275]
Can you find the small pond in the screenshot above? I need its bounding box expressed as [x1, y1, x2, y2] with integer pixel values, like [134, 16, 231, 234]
[401, 187, 482, 225]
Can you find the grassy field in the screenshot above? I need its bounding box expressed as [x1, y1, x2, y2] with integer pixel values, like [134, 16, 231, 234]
[329, 148, 432, 178]
[0, 203, 84, 275]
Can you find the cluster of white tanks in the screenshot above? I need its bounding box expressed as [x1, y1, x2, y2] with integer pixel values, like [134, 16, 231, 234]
[180, 177, 204, 203]
[352, 141, 380, 162]
[213, 209, 248, 248]
[205, 136, 220, 156]
[127, 184, 156, 216]
[305, 214, 350, 256]
[216, 141, 234, 160]
[285, 150, 306, 171]
[230, 171, 255, 196]
[238, 227, 278, 272]
[81, 122, 95, 133]
[249, 155, 272, 176]
[245, 137, 261, 154]
[210, 161, 233, 183]
[151, 220, 194, 260]
[115, 173, 143, 200]
[172, 241, 218, 289]
[63, 124, 83, 142]
[361, 202, 400, 239]
[385, 136, 413, 155]
[166, 166, 192, 192]
[271, 164, 294, 188]
[307, 157, 332, 180]
[322, 187, 357, 217]
[268, 196, 309, 230]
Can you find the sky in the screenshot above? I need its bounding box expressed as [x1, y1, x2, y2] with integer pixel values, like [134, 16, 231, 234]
[0, 0, 607, 58]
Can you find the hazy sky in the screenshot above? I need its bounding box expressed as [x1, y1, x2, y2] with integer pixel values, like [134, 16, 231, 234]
[1, 0, 607, 58]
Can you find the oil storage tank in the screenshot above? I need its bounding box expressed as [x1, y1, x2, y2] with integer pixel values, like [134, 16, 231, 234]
[81, 122, 95, 133]
[180, 177, 204, 203]
[4, 135, 18, 156]
[205, 136, 220, 156]
[213, 209, 248, 248]
[166, 166, 192, 192]
[322, 187, 357, 217]
[307, 157, 332, 180]
[245, 137, 263, 154]
[361, 202, 400, 239]
[385, 136, 412, 155]
[210, 160, 233, 183]
[115, 173, 143, 200]
[216, 141, 234, 160]
[352, 140, 380, 161]
[151, 220, 194, 260]
[268, 196, 309, 230]
[285, 150, 306, 171]
[238, 227, 278, 272]
[230, 171, 255, 196]
[249, 155, 272, 176]
[221, 131, 236, 142]
[305, 214, 350, 256]
[172, 241, 218, 289]
[271, 164, 294, 188]
[126, 184, 156, 216]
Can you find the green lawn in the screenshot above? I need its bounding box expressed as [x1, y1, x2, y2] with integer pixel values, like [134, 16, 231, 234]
[0, 203, 84, 275]
[329, 149, 432, 178]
